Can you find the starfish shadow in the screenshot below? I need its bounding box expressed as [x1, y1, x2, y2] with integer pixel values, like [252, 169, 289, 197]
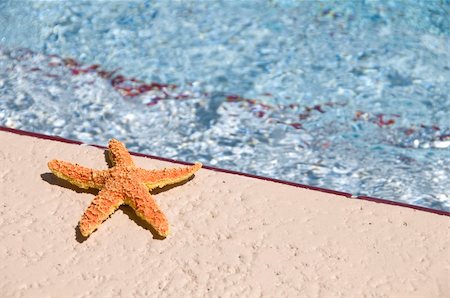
[150, 175, 195, 195]
[104, 150, 114, 168]
[118, 206, 167, 240]
[75, 226, 89, 243]
[41, 173, 98, 195]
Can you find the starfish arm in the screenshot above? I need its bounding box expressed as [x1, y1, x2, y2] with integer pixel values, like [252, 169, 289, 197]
[108, 139, 134, 167]
[125, 184, 170, 237]
[139, 162, 202, 190]
[79, 188, 124, 237]
[48, 160, 106, 189]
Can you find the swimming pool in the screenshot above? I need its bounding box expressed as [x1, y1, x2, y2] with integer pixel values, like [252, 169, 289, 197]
[0, 0, 449, 211]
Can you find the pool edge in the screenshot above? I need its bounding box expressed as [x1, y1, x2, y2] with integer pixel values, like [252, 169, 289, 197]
[1, 126, 448, 217]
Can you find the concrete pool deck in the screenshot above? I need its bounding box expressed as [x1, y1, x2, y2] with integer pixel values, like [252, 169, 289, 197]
[0, 127, 449, 297]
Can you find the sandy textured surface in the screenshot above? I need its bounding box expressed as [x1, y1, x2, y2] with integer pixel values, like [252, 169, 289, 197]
[0, 130, 449, 297]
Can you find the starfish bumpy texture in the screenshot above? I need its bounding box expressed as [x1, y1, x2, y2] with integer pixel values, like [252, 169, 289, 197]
[48, 139, 202, 238]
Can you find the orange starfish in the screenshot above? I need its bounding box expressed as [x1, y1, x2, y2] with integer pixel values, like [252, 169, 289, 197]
[48, 139, 202, 238]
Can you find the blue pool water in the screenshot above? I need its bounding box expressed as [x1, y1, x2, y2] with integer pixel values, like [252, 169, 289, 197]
[0, 0, 449, 211]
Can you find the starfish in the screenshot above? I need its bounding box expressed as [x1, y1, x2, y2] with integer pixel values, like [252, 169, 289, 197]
[48, 139, 202, 238]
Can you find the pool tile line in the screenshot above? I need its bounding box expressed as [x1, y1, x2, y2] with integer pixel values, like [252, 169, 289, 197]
[356, 196, 449, 217]
[1, 126, 448, 217]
